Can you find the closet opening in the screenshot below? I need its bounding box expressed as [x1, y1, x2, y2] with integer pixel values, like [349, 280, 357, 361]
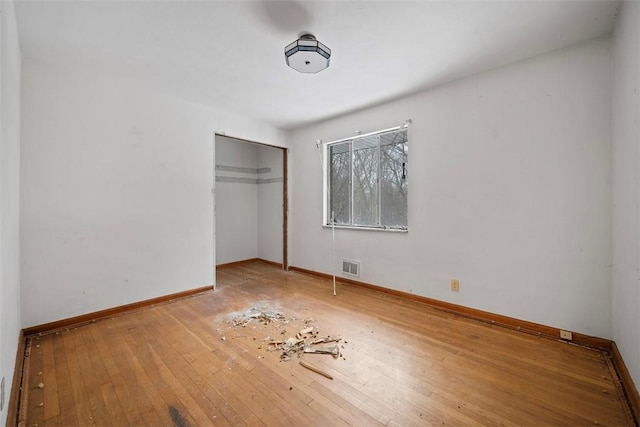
[214, 134, 288, 274]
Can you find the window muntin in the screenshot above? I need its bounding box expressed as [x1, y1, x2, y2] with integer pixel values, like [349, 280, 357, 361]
[326, 128, 408, 230]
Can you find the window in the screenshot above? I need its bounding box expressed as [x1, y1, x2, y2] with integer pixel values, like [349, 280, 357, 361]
[324, 127, 408, 230]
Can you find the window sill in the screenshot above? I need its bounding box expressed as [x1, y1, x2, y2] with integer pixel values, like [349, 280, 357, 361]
[322, 224, 408, 233]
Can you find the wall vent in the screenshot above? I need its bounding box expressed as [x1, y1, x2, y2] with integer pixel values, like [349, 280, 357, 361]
[341, 259, 360, 277]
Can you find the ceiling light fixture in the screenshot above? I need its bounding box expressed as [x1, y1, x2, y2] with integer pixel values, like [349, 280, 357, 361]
[284, 33, 331, 74]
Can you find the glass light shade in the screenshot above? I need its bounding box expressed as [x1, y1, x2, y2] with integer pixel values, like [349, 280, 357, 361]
[285, 34, 331, 73]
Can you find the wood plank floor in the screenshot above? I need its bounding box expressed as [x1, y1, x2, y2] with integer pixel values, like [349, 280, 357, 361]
[18, 260, 635, 426]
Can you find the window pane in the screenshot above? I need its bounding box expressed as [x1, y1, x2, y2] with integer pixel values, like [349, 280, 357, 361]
[325, 128, 408, 230]
[329, 142, 351, 224]
[380, 130, 408, 227]
[352, 135, 379, 226]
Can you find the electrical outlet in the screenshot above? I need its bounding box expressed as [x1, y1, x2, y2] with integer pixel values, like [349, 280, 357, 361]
[450, 279, 459, 292]
[560, 330, 573, 341]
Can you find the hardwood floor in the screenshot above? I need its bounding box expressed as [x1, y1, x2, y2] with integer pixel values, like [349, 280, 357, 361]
[18, 261, 635, 426]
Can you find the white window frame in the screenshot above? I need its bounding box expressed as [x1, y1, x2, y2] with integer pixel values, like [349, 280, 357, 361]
[322, 125, 408, 232]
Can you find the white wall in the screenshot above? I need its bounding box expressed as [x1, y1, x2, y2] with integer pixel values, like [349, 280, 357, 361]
[0, 1, 21, 424]
[20, 58, 286, 327]
[257, 144, 283, 264]
[612, 0, 640, 390]
[215, 137, 258, 265]
[290, 37, 612, 338]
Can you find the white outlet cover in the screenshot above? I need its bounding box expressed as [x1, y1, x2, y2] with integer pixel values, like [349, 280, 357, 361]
[560, 330, 573, 340]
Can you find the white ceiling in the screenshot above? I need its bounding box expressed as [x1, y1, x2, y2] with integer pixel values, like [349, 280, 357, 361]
[15, 1, 620, 130]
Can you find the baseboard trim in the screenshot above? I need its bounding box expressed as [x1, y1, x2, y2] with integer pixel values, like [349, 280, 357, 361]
[288, 264, 639, 423]
[257, 259, 284, 269]
[217, 258, 283, 269]
[289, 265, 610, 348]
[216, 258, 260, 269]
[289, 266, 611, 351]
[22, 285, 213, 337]
[611, 342, 640, 424]
[6, 330, 25, 427]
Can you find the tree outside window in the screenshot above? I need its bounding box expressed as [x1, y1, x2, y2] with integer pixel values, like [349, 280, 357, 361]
[326, 128, 408, 230]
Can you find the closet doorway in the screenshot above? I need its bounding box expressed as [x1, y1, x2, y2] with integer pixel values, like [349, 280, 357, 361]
[214, 134, 288, 270]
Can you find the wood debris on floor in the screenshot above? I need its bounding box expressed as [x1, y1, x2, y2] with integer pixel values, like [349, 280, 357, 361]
[231, 308, 285, 328]
[219, 304, 346, 376]
[299, 360, 333, 380]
